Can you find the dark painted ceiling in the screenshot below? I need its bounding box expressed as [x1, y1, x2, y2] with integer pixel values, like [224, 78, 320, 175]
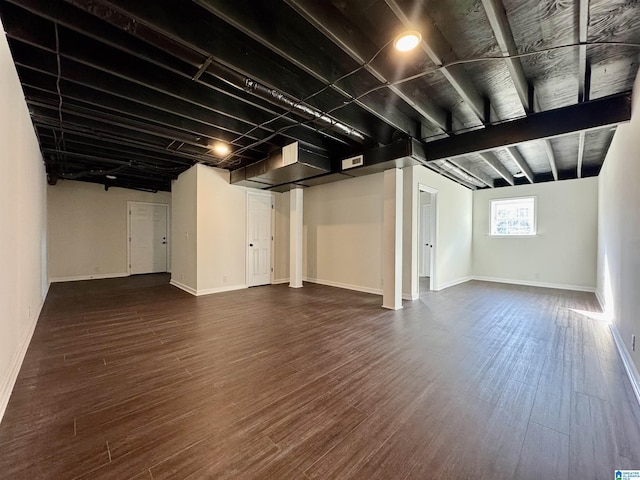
[0, 0, 638, 191]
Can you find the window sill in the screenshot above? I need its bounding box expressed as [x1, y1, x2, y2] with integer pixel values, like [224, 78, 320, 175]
[487, 234, 539, 238]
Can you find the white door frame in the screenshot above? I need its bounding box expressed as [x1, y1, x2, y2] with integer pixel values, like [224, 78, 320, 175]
[127, 201, 170, 275]
[417, 184, 438, 292]
[246, 190, 274, 287]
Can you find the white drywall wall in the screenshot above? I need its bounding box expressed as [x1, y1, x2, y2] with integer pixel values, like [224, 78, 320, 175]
[473, 178, 598, 291]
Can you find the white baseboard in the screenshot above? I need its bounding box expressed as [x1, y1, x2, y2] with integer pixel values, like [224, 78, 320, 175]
[196, 284, 246, 296]
[402, 293, 419, 301]
[50, 272, 129, 283]
[610, 324, 640, 407]
[169, 280, 247, 297]
[303, 277, 383, 296]
[472, 276, 596, 293]
[436, 276, 473, 291]
[0, 281, 50, 424]
[169, 279, 197, 296]
[272, 278, 290, 285]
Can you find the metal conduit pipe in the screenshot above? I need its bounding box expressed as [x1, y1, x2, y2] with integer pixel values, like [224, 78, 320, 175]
[436, 160, 486, 188]
[243, 79, 366, 141]
[203, 60, 366, 142]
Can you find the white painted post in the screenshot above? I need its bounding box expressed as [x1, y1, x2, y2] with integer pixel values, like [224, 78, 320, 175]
[289, 187, 303, 288]
[383, 168, 403, 309]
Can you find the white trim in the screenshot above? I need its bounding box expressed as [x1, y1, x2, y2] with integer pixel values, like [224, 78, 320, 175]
[272, 278, 290, 285]
[610, 323, 640, 407]
[417, 184, 438, 293]
[50, 272, 129, 283]
[303, 277, 383, 296]
[170, 279, 197, 296]
[0, 281, 50, 423]
[196, 284, 247, 296]
[435, 276, 473, 291]
[472, 276, 596, 292]
[595, 288, 606, 312]
[403, 293, 419, 301]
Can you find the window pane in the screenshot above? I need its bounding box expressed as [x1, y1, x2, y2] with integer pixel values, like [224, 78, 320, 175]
[490, 197, 535, 236]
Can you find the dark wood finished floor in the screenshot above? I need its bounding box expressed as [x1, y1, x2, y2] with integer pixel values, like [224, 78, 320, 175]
[1, 275, 639, 479]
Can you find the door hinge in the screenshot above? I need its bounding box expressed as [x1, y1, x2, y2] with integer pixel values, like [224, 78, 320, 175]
[271, 204, 274, 209]
[271, 236, 274, 241]
[271, 267, 273, 272]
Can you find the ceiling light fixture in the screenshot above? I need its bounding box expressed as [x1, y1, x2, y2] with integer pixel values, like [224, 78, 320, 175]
[106, 174, 117, 180]
[394, 30, 422, 52]
[212, 143, 230, 156]
[513, 171, 526, 178]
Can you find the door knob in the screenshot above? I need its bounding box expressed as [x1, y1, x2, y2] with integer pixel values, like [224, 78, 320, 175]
[249, 243, 254, 247]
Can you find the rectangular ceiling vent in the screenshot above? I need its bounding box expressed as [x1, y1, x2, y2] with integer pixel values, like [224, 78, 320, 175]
[341, 155, 364, 170]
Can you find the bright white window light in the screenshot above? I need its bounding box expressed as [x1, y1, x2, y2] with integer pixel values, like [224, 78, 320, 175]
[490, 196, 536, 236]
[212, 143, 230, 156]
[394, 31, 422, 52]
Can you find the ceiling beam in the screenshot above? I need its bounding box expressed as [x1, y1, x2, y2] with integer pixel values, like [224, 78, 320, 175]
[578, 0, 590, 103]
[5, 1, 355, 152]
[384, 0, 493, 124]
[479, 152, 515, 185]
[65, 0, 392, 143]
[542, 141, 559, 181]
[282, 0, 449, 132]
[504, 147, 534, 184]
[420, 93, 631, 162]
[481, 0, 531, 113]
[194, 0, 442, 136]
[577, 131, 586, 178]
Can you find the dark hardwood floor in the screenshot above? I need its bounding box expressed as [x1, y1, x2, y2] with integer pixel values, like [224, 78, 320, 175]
[1, 275, 639, 479]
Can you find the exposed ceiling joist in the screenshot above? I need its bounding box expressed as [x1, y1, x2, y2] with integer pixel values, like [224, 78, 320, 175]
[479, 151, 515, 185]
[579, 0, 590, 103]
[481, 0, 531, 113]
[542, 140, 559, 181]
[421, 93, 631, 162]
[282, 0, 449, 132]
[577, 131, 586, 179]
[505, 147, 534, 184]
[383, 0, 494, 124]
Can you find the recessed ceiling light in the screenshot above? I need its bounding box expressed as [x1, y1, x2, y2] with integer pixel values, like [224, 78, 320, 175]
[394, 30, 422, 52]
[106, 174, 117, 180]
[212, 143, 230, 156]
[513, 171, 526, 178]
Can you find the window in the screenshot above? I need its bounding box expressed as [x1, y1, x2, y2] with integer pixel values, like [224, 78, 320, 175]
[490, 196, 536, 236]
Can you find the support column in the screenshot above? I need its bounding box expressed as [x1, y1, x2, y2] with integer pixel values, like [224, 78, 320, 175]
[289, 187, 303, 288]
[382, 168, 403, 309]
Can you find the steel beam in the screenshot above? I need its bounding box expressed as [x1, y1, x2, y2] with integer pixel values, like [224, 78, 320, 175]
[420, 93, 631, 162]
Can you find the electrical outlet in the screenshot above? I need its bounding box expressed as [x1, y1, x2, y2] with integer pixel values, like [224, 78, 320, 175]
[223, 275, 228, 283]
[633, 334, 636, 352]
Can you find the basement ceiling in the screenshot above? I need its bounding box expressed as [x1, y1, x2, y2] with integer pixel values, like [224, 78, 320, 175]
[0, 0, 638, 192]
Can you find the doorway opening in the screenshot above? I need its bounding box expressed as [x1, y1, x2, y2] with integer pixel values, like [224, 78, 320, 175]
[417, 184, 437, 295]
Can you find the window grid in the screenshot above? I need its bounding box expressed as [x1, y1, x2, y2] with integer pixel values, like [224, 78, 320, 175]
[490, 197, 536, 236]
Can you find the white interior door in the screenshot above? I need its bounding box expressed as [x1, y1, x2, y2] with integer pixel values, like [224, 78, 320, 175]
[129, 203, 168, 275]
[419, 204, 431, 277]
[247, 192, 272, 287]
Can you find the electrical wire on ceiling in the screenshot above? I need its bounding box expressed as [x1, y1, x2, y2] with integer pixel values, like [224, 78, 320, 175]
[212, 39, 394, 167]
[54, 22, 67, 171]
[220, 39, 640, 164]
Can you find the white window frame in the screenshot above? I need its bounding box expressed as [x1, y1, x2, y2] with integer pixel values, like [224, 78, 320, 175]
[490, 196, 537, 237]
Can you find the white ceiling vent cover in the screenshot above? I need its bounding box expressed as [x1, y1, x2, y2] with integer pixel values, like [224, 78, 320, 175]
[342, 155, 364, 170]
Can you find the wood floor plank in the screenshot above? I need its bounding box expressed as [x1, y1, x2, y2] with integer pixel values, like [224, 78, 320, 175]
[1, 275, 639, 479]
[514, 421, 570, 480]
